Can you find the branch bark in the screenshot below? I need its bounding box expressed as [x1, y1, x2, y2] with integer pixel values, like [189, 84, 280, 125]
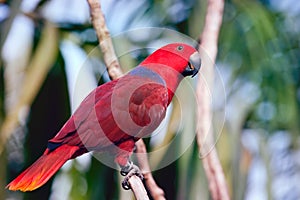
[87, 0, 123, 80]
[135, 139, 165, 200]
[196, 0, 230, 200]
[128, 175, 150, 200]
[86, 1, 164, 199]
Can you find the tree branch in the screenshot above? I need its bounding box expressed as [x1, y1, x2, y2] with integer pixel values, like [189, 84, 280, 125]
[196, 0, 230, 200]
[128, 175, 150, 200]
[87, 0, 123, 80]
[86, 1, 164, 199]
[135, 139, 165, 200]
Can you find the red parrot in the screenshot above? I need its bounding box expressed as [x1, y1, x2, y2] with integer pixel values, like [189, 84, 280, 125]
[7, 43, 201, 191]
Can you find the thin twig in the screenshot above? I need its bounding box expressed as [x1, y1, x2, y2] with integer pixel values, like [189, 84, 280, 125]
[196, 0, 230, 200]
[86, 1, 163, 199]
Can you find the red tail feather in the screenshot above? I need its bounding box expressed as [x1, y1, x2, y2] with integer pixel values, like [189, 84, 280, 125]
[7, 145, 80, 191]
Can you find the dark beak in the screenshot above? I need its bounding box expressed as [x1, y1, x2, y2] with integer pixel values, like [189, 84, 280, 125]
[183, 52, 201, 77]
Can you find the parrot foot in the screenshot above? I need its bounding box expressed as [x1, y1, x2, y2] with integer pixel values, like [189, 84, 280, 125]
[120, 161, 143, 190]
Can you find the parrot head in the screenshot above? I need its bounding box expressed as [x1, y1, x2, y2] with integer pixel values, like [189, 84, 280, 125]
[141, 43, 201, 78]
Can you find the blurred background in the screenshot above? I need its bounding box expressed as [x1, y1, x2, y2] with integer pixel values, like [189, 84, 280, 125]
[0, 0, 300, 199]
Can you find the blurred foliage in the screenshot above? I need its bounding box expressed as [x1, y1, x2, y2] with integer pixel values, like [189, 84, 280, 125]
[1, 0, 300, 200]
[219, 0, 299, 133]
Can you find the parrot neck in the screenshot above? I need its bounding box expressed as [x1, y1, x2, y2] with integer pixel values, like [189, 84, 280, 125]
[161, 73, 182, 105]
[139, 64, 184, 104]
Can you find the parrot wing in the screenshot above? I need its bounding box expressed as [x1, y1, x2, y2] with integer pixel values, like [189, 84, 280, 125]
[48, 67, 169, 152]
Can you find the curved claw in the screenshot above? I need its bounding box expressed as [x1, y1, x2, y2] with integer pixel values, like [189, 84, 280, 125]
[122, 177, 131, 190]
[120, 161, 133, 176]
[120, 170, 128, 177]
[120, 161, 143, 190]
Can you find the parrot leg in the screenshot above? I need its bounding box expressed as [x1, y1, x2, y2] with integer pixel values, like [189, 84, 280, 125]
[120, 161, 143, 190]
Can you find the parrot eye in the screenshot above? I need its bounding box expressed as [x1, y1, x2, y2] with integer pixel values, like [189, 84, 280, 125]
[177, 45, 184, 51]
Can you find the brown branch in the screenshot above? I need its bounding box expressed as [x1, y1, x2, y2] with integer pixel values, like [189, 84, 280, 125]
[86, 1, 164, 199]
[128, 175, 150, 200]
[135, 140, 166, 200]
[196, 0, 230, 200]
[87, 0, 123, 80]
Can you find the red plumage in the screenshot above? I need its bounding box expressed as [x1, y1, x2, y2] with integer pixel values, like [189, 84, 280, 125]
[7, 43, 201, 191]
